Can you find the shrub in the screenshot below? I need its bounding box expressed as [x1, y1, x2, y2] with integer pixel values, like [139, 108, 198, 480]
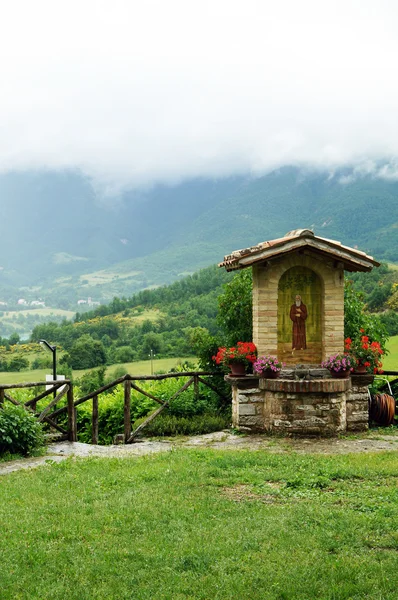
[132, 413, 231, 437]
[7, 356, 29, 372]
[112, 346, 136, 363]
[0, 403, 44, 456]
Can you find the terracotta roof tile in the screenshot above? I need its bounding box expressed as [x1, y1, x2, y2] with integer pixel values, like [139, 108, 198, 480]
[219, 229, 379, 273]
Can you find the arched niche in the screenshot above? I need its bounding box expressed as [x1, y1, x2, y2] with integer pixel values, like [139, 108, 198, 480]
[277, 266, 323, 364]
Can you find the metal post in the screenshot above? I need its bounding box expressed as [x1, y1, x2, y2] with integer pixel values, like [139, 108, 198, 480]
[52, 346, 57, 399]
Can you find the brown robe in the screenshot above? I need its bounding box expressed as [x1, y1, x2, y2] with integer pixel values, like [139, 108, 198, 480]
[290, 302, 307, 350]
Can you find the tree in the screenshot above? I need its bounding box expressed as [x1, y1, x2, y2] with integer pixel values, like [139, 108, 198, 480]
[141, 333, 163, 358]
[217, 269, 252, 345]
[69, 334, 107, 370]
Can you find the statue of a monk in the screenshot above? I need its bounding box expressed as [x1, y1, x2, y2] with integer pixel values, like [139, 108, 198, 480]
[290, 294, 307, 350]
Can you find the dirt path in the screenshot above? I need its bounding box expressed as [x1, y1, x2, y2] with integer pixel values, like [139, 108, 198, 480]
[2, 430, 398, 475]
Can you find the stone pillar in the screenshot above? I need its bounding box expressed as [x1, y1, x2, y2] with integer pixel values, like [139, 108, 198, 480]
[229, 375, 265, 431]
[346, 374, 372, 432]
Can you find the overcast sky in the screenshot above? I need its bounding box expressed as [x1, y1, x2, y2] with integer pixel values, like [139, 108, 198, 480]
[1, 0, 398, 192]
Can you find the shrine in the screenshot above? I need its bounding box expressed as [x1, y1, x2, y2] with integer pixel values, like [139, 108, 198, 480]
[220, 229, 380, 435]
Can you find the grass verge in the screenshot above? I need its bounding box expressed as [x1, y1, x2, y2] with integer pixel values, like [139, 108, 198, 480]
[1, 449, 398, 599]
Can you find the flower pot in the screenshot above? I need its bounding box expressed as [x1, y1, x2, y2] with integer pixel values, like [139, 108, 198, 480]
[262, 368, 281, 379]
[352, 364, 367, 374]
[329, 369, 351, 379]
[229, 362, 247, 376]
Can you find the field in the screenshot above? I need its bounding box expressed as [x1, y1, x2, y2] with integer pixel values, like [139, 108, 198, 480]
[0, 356, 196, 385]
[384, 335, 398, 371]
[79, 268, 142, 286]
[2, 449, 398, 599]
[0, 308, 75, 318]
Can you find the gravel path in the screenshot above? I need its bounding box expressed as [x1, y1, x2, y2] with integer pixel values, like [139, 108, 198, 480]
[2, 430, 398, 475]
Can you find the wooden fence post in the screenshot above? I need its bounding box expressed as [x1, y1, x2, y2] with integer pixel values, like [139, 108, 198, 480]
[92, 395, 99, 445]
[0, 388, 4, 406]
[67, 383, 77, 442]
[194, 375, 199, 401]
[124, 379, 131, 443]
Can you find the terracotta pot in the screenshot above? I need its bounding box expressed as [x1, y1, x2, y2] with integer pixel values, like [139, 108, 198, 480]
[262, 368, 281, 379]
[330, 369, 351, 379]
[229, 361, 247, 376]
[352, 364, 367, 374]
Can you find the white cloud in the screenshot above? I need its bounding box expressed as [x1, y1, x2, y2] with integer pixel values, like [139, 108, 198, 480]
[1, 0, 398, 191]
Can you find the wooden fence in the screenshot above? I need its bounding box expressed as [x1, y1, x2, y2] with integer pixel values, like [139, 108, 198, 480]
[0, 372, 227, 444]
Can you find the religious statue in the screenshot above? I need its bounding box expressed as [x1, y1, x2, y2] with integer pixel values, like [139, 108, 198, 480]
[290, 294, 307, 350]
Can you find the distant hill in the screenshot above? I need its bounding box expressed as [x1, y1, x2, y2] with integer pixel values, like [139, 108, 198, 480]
[1, 166, 397, 307]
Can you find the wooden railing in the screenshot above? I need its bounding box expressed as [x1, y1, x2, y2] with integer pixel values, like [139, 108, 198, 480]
[0, 372, 227, 444]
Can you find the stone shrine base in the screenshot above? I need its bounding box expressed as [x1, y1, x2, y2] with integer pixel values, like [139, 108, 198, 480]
[227, 368, 372, 436]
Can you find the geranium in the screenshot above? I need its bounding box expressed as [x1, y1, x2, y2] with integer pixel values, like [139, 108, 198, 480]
[321, 353, 355, 373]
[344, 331, 384, 374]
[212, 341, 257, 368]
[253, 355, 285, 375]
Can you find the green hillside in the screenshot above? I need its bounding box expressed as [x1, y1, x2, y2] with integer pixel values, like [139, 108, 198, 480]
[1, 166, 398, 310]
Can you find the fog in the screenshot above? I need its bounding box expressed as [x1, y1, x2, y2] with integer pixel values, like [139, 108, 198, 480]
[1, 0, 398, 193]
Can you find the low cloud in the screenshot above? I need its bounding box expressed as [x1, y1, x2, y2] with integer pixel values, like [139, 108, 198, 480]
[1, 0, 398, 193]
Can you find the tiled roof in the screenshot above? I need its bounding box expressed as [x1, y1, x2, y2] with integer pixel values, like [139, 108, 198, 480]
[219, 229, 380, 273]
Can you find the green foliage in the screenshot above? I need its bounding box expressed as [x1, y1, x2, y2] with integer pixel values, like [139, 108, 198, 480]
[31, 356, 53, 370]
[133, 413, 230, 436]
[344, 281, 388, 351]
[380, 311, 398, 337]
[0, 403, 44, 456]
[112, 345, 136, 363]
[184, 326, 220, 371]
[75, 367, 106, 396]
[217, 270, 252, 344]
[7, 356, 29, 372]
[69, 334, 107, 369]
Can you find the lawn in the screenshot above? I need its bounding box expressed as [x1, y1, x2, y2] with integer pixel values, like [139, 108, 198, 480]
[384, 334, 398, 371]
[1, 449, 398, 599]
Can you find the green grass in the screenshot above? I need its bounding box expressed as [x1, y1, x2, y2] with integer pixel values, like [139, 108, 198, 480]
[384, 335, 398, 371]
[0, 356, 196, 384]
[2, 449, 398, 598]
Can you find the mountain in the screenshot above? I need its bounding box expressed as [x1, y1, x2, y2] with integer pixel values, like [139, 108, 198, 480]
[0, 166, 397, 307]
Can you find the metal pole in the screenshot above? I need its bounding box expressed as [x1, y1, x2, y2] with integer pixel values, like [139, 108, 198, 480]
[52, 346, 57, 399]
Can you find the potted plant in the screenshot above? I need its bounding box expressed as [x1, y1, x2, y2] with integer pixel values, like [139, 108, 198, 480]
[253, 355, 285, 379]
[321, 353, 354, 378]
[212, 342, 257, 376]
[344, 331, 384, 374]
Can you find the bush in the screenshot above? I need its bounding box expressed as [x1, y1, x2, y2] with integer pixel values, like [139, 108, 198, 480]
[133, 414, 230, 436]
[0, 403, 44, 456]
[112, 346, 136, 363]
[75, 367, 106, 396]
[7, 357, 29, 372]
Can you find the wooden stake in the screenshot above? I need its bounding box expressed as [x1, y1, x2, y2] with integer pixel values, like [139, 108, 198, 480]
[92, 395, 99, 445]
[124, 379, 131, 443]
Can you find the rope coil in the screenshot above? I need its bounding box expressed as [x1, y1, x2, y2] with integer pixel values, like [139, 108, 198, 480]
[369, 393, 395, 426]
